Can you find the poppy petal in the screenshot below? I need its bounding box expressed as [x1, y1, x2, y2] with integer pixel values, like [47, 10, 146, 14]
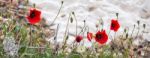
[27, 8, 41, 24]
[110, 19, 120, 32]
[95, 30, 108, 44]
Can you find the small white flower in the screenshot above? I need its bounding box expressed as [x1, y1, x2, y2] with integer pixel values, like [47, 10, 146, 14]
[3, 36, 19, 56]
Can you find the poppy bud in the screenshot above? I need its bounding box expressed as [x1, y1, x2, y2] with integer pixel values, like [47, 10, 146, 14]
[32, 29, 35, 33]
[133, 48, 137, 51]
[96, 24, 98, 28]
[116, 13, 119, 18]
[83, 20, 86, 23]
[143, 24, 146, 28]
[137, 20, 140, 25]
[134, 24, 136, 27]
[61, 1, 64, 4]
[33, 3, 36, 8]
[75, 35, 83, 43]
[70, 17, 73, 23]
[72, 12, 75, 15]
[66, 35, 69, 40]
[54, 36, 56, 40]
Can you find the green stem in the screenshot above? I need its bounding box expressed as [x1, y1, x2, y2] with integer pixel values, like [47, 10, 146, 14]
[30, 24, 33, 46]
[72, 12, 78, 36]
[136, 25, 140, 38]
[62, 13, 71, 51]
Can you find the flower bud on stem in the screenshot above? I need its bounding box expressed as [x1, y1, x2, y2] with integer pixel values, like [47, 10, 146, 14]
[136, 20, 140, 38]
[142, 24, 146, 36]
[116, 13, 119, 19]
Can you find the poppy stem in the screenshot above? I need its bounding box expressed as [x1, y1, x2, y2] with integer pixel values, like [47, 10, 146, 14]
[141, 27, 145, 37]
[64, 13, 71, 37]
[50, 1, 63, 26]
[99, 18, 104, 31]
[108, 30, 111, 37]
[72, 12, 78, 36]
[40, 23, 44, 38]
[62, 13, 71, 51]
[29, 24, 33, 46]
[92, 42, 97, 55]
[122, 27, 128, 39]
[86, 26, 90, 33]
[131, 25, 135, 37]
[78, 20, 86, 35]
[141, 24, 146, 36]
[82, 20, 86, 34]
[136, 26, 140, 38]
[121, 31, 125, 40]
[114, 32, 116, 39]
[81, 20, 86, 46]
[54, 24, 59, 44]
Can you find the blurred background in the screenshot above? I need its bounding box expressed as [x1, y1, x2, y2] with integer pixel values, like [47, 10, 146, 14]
[29, 0, 150, 45]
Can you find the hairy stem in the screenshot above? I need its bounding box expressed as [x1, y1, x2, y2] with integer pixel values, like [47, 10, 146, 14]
[50, 1, 63, 26]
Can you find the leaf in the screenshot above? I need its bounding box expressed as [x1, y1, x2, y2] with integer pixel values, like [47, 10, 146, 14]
[68, 52, 82, 58]
[58, 53, 65, 58]
[68, 54, 81, 58]
[14, 25, 20, 32]
[2, 24, 7, 35]
[44, 46, 52, 58]
[18, 46, 26, 55]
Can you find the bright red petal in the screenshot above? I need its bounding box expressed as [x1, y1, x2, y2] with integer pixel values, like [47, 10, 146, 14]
[110, 19, 120, 32]
[27, 8, 41, 24]
[95, 30, 108, 44]
[87, 32, 93, 41]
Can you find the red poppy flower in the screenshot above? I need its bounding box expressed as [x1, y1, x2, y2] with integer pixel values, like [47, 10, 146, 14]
[87, 32, 93, 41]
[75, 35, 83, 43]
[110, 19, 120, 32]
[95, 30, 108, 44]
[27, 8, 41, 24]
